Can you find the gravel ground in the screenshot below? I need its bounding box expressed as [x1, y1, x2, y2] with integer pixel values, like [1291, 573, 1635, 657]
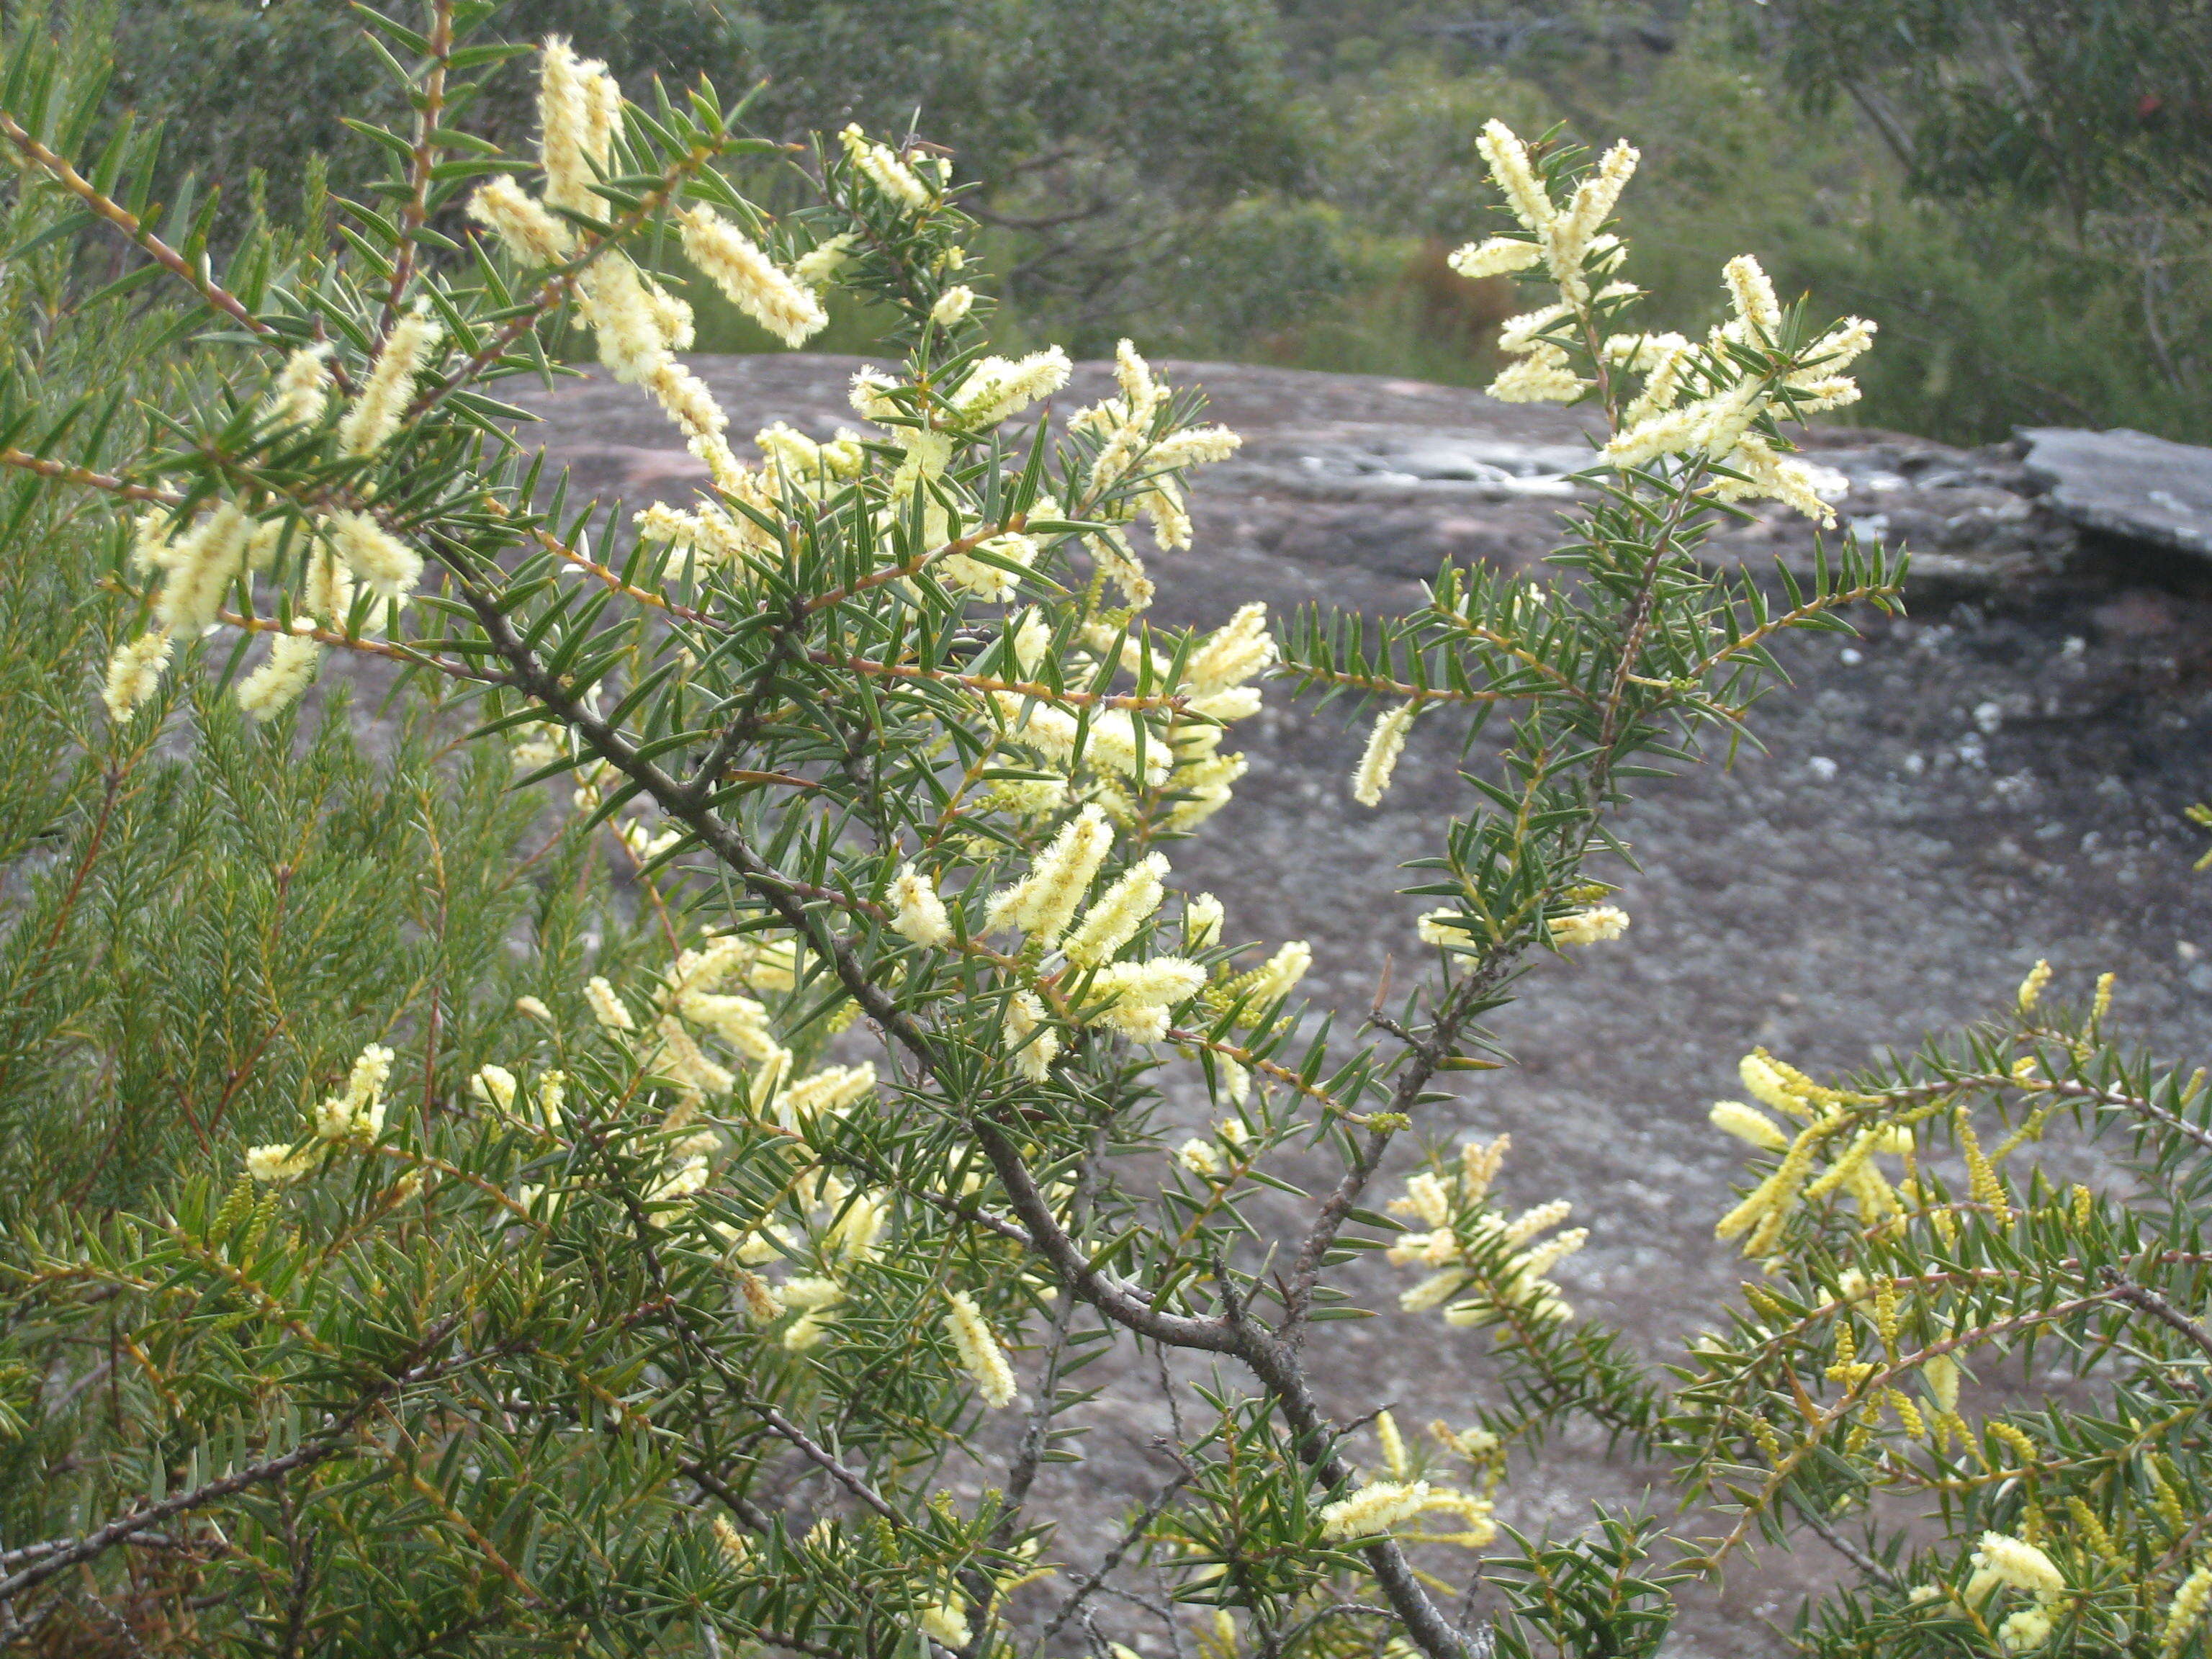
[511, 356, 2212, 1656]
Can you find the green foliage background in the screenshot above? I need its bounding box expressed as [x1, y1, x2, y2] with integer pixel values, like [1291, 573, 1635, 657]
[0, 199, 649, 1225]
[68, 0, 2212, 446]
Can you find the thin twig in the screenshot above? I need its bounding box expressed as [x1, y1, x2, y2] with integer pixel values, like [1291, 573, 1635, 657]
[1030, 1453, 1197, 1652]
[0, 449, 179, 504]
[2104, 1274, 2212, 1362]
[382, 0, 454, 331]
[0, 110, 278, 344]
[0, 1316, 465, 1603]
[1791, 1498, 1902, 1591]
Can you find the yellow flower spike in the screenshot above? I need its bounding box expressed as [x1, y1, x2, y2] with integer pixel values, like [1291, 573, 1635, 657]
[2018, 959, 2054, 1014]
[1740, 1051, 1817, 1120]
[2065, 1498, 2123, 1570]
[710, 1514, 750, 1568]
[2152, 1458, 2188, 1536]
[1874, 1278, 1902, 1354]
[2092, 971, 2116, 1024]
[943, 1291, 1018, 1408]
[1715, 1131, 1813, 1245]
[1886, 1389, 1926, 1439]
[1751, 1417, 1786, 1465]
[1992, 1105, 2054, 1162]
[1987, 1420, 2040, 1469]
[1802, 1129, 1880, 1204]
[2161, 1563, 2212, 1655]
[1972, 1532, 2065, 1599]
[1923, 1352, 1961, 1416]
[1956, 1112, 2013, 1226]
[1352, 701, 1419, 807]
[1318, 1480, 1434, 1539]
[1376, 1410, 1409, 1479]
[1710, 1100, 1791, 1151]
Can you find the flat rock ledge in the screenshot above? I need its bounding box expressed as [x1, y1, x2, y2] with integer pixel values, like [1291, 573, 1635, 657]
[508, 354, 2212, 603]
[2022, 426, 2212, 560]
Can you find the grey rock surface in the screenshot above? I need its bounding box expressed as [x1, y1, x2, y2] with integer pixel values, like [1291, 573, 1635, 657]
[509, 357, 2212, 1656]
[2022, 426, 2212, 558]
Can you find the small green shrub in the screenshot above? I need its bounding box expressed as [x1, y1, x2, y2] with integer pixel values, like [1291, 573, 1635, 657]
[0, 14, 2206, 1659]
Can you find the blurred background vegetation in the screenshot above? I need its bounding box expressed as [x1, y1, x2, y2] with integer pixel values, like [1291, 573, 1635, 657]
[0, 150, 660, 1228]
[63, 0, 2212, 439]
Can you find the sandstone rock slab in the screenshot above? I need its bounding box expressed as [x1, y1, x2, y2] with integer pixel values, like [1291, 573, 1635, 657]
[506, 358, 2212, 1655]
[2021, 426, 2212, 557]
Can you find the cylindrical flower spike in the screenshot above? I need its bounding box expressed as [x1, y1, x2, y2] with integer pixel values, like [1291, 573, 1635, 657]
[1352, 701, 1418, 807]
[943, 1290, 1017, 1407]
[235, 630, 321, 721]
[338, 307, 440, 456]
[467, 176, 576, 266]
[322, 511, 423, 601]
[1063, 853, 1169, 966]
[676, 206, 827, 349]
[888, 863, 953, 946]
[1318, 1480, 1433, 1539]
[102, 629, 173, 721]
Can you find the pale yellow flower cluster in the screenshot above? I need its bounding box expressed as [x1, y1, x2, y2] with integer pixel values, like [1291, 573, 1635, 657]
[1548, 904, 1629, 947]
[1068, 340, 1241, 606]
[245, 1041, 395, 1184]
[2163, 1563, 2212, 1657]
[889, 863, 953, 946]
[100, 627, 172, 721]
[989, 689, 1161, 795]
[1349, 1411, 1500, 1550]
[987, 805, 1117, 946]
[1318, 1479, 1433, 1539]
[567, 933, 873, 1252]
[1141, 601, 1275, 831]
[930, 284, 974, 326]
[471, 42, 830, 521]
[675, 204, 828, 349]
[1448, 120, 1874, 526]
[261, 343, 332, 430]
[1710, 1049, 1912, 1254]
[791, 232, 858, 289]
[919, 1599, 972, 1648]
[730, 1170, 896, 1350]
[471, 1062, 565, 1132]
[1599, 260, 1872, 524]
[466, 176, 575, 266]
[633, 419, 869, 580]
[981, 808, 1212, 1047]
[1910, 1531, 2069, 1650]
[338, 305, 441, 457]
[1387, 1134, 1583, 1327]
[839, 124, 935, 212]
[323, 509, 424, 600]
[950, 346, 1073, 428]
[105, 325, 449, 724]
[235, 629, 322, 723]
[536, 35, 620, 215]
[1213, 939, 1312, 1017]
